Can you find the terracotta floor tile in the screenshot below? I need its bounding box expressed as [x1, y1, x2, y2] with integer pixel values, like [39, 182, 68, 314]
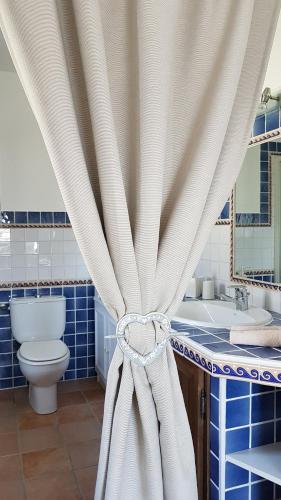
[22, 447, 71, 479]
[82, 388, 105, 403]
[24, 471, 81, 500]
[0, 380, 104, 499]
[0, 414, 17, 433]
[78, 378, 100, 391]
[0, 479, 25, 499]
[90, 400, 104, 421]
[15, 398, 32, 415]
[19, 426, 63, 453]
[59, 419, 102, 445]
[13, 387, 31, 414]
[0, 454, 21, 481]
[13, 386, 28, 402]
[58, 391, 86, 408]
[0, 432, 19, 456]
[68, 439, 100, 469]
[57, 380, 81, 394]
[0, 400, 16, 417]
[57, 403, 93, 424]
[18, 411, 57, 430]
[75, 466, 98, 500]
[0, 389, 14, 402]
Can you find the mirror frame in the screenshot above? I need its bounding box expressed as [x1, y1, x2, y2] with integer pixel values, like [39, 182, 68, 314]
[231, 127, 281, 290]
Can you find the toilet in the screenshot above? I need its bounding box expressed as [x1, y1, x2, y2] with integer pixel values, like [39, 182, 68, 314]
[10, 295, 70, 414]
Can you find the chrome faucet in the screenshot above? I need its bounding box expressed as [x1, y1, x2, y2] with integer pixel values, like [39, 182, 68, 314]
[219, 285, 250, 311]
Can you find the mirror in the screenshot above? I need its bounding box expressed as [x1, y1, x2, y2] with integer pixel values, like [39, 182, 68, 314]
[233, 136, 281, 285]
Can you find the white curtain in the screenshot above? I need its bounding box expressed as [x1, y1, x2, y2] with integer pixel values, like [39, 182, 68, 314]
[0, 1, 279, 499]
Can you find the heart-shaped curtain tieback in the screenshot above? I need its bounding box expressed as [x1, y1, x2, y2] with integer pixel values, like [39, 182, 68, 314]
[115, 312, 178, 366]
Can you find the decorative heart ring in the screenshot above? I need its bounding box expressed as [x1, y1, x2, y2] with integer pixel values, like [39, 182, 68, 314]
[116, 312, 171, 367]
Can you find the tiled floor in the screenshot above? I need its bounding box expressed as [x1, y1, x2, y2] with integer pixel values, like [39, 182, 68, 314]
[0, 378, 104, 500]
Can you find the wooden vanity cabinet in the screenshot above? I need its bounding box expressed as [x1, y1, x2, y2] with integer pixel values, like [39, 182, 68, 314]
[174, 352, 210, 500]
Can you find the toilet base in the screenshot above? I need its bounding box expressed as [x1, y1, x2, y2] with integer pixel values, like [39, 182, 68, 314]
[29, 383, 57, 414]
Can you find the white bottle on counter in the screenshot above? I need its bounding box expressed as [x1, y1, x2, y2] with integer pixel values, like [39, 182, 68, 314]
[185, 277, 203, 298]
[202, 279, 215, 300]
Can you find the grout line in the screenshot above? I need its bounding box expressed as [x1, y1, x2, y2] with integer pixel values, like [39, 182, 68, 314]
[249, 382, 252, 500]
[210, 479, 219, 491]
[225, 417, 276, 432]
[274, 384, 277, 499]
[219, 378, 226, 500]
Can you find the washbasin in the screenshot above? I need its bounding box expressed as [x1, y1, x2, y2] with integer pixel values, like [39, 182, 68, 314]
[173, 300, 272, 329]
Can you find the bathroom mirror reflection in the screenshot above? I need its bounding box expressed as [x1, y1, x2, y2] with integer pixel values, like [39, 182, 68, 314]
[233, 136, 281, 285]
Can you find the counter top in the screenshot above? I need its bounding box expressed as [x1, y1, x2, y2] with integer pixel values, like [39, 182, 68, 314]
[171, 311, 281, 387]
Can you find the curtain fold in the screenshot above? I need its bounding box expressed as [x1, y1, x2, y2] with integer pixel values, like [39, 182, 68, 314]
[0, 1, 279, 498]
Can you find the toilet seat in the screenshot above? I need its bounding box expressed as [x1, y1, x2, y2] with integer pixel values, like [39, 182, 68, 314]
[18, 340, 69, 363]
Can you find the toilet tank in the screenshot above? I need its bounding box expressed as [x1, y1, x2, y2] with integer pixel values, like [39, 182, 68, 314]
[10, 295, 66, 343]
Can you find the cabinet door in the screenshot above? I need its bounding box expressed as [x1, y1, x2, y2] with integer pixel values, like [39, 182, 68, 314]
[104, 316, 117, 377]
[174, 352, 209, 500]
[95, 303, 107, 383]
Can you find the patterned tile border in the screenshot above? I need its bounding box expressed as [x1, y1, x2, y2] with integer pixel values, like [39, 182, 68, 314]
[171, 336, 281, 388]
[215, 219, 231, 226]
[249, 127, 281, 146]
[0, 279, 92, 289]
[171, 337, 213, 373]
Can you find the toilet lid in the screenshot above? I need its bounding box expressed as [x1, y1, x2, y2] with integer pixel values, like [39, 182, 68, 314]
[19, 340, 68, 362]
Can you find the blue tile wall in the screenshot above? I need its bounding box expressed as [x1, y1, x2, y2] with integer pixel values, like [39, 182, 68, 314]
[1, 211, 70, 225]
[251, 105, 281, 137]
[210, 376, 281, 500]
[253, 114, 266, 137]
[219, 200, 230, 221]
[0, 284, 95, 389]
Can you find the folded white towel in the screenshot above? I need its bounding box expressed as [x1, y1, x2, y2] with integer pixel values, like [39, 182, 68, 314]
[230, 324, 281, 347]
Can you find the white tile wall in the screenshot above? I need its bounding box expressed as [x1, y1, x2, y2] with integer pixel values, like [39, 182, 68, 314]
[196, 224, 281, 314]
[0, 227, 90, 282]
[235, 226, 274, 273]
[195, 225, 231, 295]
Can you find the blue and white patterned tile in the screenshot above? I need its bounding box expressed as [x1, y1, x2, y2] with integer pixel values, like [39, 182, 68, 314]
[259, 367, 281, 386]
[212, 350, 260, 382]
[170, 338, 213, 373]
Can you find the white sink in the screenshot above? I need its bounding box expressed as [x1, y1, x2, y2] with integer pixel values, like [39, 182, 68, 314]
[173, 300, 272, 329]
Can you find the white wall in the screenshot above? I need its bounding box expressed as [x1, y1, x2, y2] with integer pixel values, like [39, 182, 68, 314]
[236, 146, 260, 213]
[0, 70, 65, 211]
[264, 11, 281, 91]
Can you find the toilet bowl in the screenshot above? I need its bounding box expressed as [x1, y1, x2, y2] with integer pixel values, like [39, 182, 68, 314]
[10, 296, 69, 414]
[17, 339, 70, 414]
